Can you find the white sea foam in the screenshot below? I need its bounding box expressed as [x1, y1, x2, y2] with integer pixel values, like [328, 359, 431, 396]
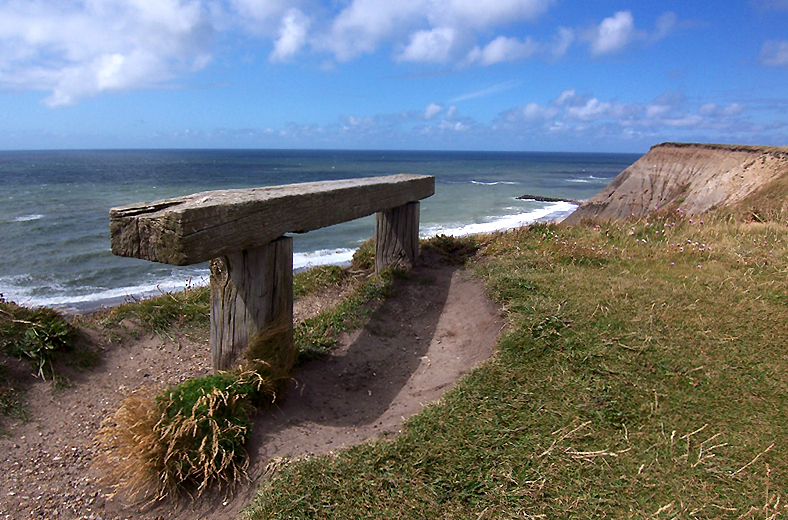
[470, 180, 520, 186]
[567, 175, 607, 184]
[5, 250, 356, 310]
[13, 214, 44, 222]
[293, 248, 355, 271]
[421, 201, 577, 237]
[2, 272, 210, 312]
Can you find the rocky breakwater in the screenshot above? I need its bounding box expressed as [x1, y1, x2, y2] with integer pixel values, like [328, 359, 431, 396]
[564, 142, 788, 224]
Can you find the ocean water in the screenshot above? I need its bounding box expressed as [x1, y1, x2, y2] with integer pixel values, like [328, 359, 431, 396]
[0, 149, 638, 311]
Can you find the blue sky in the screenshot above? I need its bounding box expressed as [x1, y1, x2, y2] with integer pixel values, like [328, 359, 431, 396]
[1, 0, 787, 152]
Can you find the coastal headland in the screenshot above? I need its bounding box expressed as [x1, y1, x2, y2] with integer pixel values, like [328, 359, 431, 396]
[564, 142, 788, 223]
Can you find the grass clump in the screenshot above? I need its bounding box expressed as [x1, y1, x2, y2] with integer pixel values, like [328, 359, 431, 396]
[96, 370, 275, 501]
[293, 240, 394, 361]
[244, 213, 788, 519]
[293, 265, 348, 299]
[100, 285, 210, 333]
[350, 238, 376, 271]
[0, 296, 75, 380]
[0, 361, 20, 417]
[420, 234, 480, 264]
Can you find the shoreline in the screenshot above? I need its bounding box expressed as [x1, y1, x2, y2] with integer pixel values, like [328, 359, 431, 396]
[36, 204, 578, 314]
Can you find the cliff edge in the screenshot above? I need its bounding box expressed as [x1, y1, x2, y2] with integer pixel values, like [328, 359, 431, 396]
[564, 142, 788, 224]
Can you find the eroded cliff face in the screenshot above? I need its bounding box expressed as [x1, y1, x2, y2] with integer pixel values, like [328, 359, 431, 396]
[564, 142, 788, 224]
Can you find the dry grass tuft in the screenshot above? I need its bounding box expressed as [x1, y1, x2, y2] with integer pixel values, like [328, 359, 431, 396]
[96, 371, 270, 502]
[243, 319, 297, 389]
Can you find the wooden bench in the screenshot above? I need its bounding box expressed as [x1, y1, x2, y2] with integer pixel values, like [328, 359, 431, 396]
[109, 174, 435, 373]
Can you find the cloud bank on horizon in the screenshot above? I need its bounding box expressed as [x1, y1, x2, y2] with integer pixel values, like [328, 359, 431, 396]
[1, 0, 787, 152]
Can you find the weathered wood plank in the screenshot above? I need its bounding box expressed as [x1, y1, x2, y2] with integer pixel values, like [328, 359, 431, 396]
[110, 174, 435, 266]
[375, 202, 419, 273]
[210, 236, 294, 372]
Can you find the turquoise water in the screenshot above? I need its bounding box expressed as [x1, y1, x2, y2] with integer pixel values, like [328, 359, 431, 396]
[0, 149, 638, 310]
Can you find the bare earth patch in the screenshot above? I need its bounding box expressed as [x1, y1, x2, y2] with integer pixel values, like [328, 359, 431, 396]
[0, 259, 502, 520]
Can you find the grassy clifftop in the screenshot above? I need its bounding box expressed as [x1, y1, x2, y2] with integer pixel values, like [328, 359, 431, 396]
[654, 142, 788, 154]
[246, 204, 788, 518]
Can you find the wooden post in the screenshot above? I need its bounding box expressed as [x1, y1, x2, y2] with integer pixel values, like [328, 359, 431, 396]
[209, 236, 294, 373]
[375, 202, 420, 273]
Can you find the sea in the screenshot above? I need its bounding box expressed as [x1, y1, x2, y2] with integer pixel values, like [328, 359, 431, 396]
[0, 149, 639, 312]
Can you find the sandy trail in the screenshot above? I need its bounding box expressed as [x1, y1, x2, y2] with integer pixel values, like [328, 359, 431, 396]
[1, 258, 502, 520]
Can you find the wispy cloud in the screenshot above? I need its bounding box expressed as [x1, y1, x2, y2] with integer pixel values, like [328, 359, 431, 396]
[760, 40, 788, 66]
[495, 88, 752, 140]
[757, 0, 788, 10]
[449, 81, 521, 103]
[209, 88, 764, 150]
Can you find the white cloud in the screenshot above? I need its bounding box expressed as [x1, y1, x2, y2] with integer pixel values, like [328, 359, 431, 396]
[0, 0, 212, 106]
[590, 11, 637, 56]
[652, 12, 676, 42]
[227, 0, 295, 32]
[698, 102, 745, 117]
[586, 10, 676, 57]
[425, 103, 443, 119]
[397, 27, 457, 62]
[270, 9, 311, 62]
[437, 119, 466, 131]
[554, 89, 577, 106]
[761, 40, 788, 66]
[325, 0, 425, 61]
[464, 25, 576, 66]
[549, 27, 575, 60]
[430, 0, 555, 29]
[565, 97, 615, 120]
[325, 0, 555, 62]
[520, 102, 558, 121]
[645, 102, 671, 119]
[466, 35, 539, 65]
[0, 0, 682, 108]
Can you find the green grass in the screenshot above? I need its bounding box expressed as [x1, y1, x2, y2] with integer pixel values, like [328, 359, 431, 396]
[244, 215, 788, 519]
[294, 265, 349, 299]
[294, 270, 393, 362]
[0, 297, 76, 380]
[0, 360, 21, 417]
[98, 284, 211, 333]
[421, 233, 480, 264]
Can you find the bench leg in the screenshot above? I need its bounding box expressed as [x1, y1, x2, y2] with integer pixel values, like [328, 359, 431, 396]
[209, 236, 295, 375]
[375, 201, 420, 273]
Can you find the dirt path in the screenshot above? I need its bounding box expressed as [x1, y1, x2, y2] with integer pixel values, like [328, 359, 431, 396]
[1, 260, 503, 520]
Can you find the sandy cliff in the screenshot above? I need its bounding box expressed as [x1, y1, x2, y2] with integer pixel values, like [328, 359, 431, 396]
[564, 142, 788, 224]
